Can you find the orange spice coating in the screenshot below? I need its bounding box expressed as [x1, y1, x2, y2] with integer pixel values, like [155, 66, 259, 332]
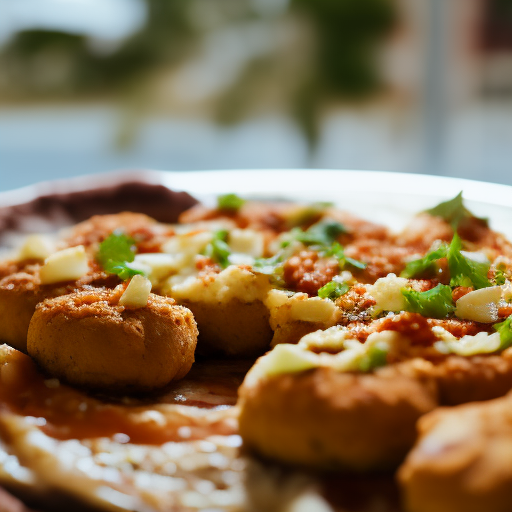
[27, 287, 198, 391]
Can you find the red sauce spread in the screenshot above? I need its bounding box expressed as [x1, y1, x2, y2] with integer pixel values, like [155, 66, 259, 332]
[0, 348, 243, 444]
[283, 250, 338, 295]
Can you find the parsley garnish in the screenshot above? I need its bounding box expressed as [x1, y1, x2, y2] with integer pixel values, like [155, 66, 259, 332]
[400, 245, 448, 279]
[285, 202, 334, 228]
[402, 284, 455, 319]
[447, 234, 490, 289]
[252, 252, 286, 286]
[204, 230, 231, 268]
[321, 242, 367, 270]
[285, 219, 346, 248]
[493, 263, 508, 286]
[217, 193, 245, 212]
[400, 234, 491, 289]
[97, 232, 145, 280]
[318, 280, 350, 300]
[424, 192, 488, 229]
[494, 316, 512, 350]
[358, 343, 389, 372]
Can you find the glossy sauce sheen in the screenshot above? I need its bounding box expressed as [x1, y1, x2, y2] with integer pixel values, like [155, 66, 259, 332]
[0, 349, 249, 444]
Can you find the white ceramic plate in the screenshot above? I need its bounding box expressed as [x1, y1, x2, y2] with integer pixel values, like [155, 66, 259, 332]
[2, 169, 511, 236]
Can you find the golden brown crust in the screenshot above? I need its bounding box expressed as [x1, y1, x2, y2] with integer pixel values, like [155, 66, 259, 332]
[238, 349, 512, 472]
[238, 362, 439, 471]
[432, 350, 512, 405]
[62, 212, 158, 248]
[0, 262, 118, 353]
[180, 298, 272, 357]
[27, 288, 198, 391]
[398, 392, 512, 512]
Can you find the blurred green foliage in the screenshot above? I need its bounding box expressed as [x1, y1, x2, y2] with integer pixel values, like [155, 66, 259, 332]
[0, 0, 397, 147]
[0, 0, 196, 97]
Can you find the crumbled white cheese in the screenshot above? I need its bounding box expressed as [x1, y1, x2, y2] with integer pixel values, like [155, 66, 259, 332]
[434, 330, 502, 356]
[455, 286, 502, 323]
[300, 325, 350, 352]
[289, 297, 338, 323]
[228, 229, 264, 258]
[265, 291, 337, 325]
[265, 289, 294, 310]
[17, 235, 54, 261]
[166, 266, 271, 304]
[133, 253, 178, 285]
[244, 329, 400, 385]
[119, 275, 152, 308]
[368, 274, 410, 313]
[163, 231, 213, 269]
[39, 245, 89, 284]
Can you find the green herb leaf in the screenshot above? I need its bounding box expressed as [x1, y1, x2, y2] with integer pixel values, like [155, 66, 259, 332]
[424, 192, 488, 229]
[400, 245, 448, 279]
[217, 193, 245, 212]
[286, 219, 346, 248]
[204, 230, 231, 268]
[285, 202, 334, 228]
[321, 242, 367, 270]
[97, 232, 145, 280]
[318, 280, 350, 300]
[402, 284, 456, 319]
[494, 315, 512, 350]
[493, 263, 508, 286]
[447, 234, 491, 289]
[358, 343, 389, 372]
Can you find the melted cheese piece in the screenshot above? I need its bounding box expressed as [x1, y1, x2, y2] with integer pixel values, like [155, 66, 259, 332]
[244, 328, 400, 386]
[433, 327, 502, 356]
[455, 286, 502, 323]
[166, 266, 272, 304]
[39, 246, 89, 284]
[17, 235, 55, 261]
[119, 275, 152, 308]
[368, 274, 410, 313]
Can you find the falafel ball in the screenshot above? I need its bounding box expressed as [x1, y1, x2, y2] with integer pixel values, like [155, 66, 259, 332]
[27, 286, 198, 391]
[238, 361, 438, 472]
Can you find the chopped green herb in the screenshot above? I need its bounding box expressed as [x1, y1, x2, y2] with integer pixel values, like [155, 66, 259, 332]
[424, 192, 488, 229]
[493, 263, 508, 286]
[400, 245, 448, 279]
[318, 280, 350, 300]
[217, 193, 245, 212]
[97, 232, 145, 280]
[322, 242, 367, 270]
[285, 219, 346, 248]
[358, 343, 389, 372]
[447, 234, 491, 289]
[494, 315, 512, 350]
[402, 284, 456, 319]
[285, 202, 334, 228]
[203, 230, 231, 268]
[252, 252, 286, 286]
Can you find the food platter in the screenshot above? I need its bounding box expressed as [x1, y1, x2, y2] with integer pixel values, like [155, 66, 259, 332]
[1, 169, 512, 512]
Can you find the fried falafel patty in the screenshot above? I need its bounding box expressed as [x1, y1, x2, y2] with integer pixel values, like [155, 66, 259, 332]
[0, 259, 117, 353]
[239, 360, 438, 471]
[27, 286, 198, 391]
[398, 386, 512, 512]
[238, 320, 512, 472]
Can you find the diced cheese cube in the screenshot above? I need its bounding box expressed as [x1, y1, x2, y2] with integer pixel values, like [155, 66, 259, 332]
[17, 235, 54, 261]
[39, 246, 88, 284]
[369, 274, 409, 312]
[119, 275, 152, 308]
[455, 286, 502, 323]
[228, 229, 264, 257]
[133, 253, 178, 285]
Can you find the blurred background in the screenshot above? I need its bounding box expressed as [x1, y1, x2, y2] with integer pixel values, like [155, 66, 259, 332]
[1, 0, 512, 192]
